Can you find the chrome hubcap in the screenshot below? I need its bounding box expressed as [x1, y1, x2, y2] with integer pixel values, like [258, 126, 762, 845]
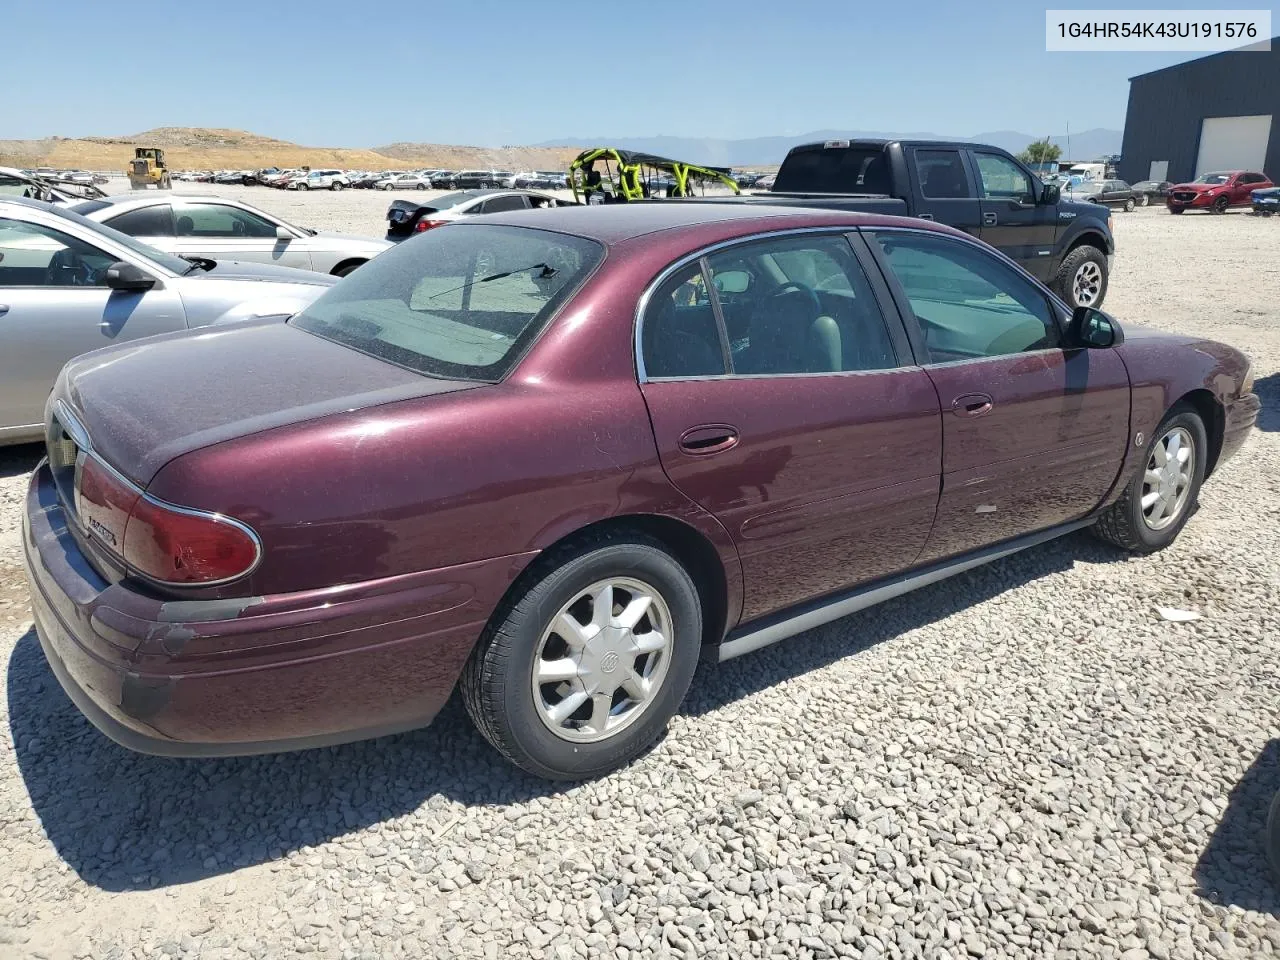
[1141, 427, 1194, 530]
[1073, 261, 1102, 306]
[532, 578, 672, 743]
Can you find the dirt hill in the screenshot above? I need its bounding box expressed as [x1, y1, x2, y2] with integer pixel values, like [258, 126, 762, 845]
[0, 127, 581, 172]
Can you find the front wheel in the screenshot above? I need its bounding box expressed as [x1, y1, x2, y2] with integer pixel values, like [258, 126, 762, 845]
[1123, 198, 1135, 212]
[461, 533, 702, 780]
[297, 182, 308, 191]
[331, 181, 344, 191]
[1053, 245, 1108, 309]
[1093, 406, 1207, 553]
[1212, 195, 1230, 214]
[416, 183, 427, 190]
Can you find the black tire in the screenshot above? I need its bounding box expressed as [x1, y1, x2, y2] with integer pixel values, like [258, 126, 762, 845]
[1212, 195, 1230, 214]
[1267, 790, 1280, 884]
[416, 183, 427, 191]
[297, 182, 308, 191]
[1169, 207, 1184, 214]
[332, 261, 364, 277]
[1092, 405, 1207, 554]
[1139, 194, 1150, 207]
[1052, 244, 1109, 310]
[1123, 198, 1135, 213]
[461, 532, 703, 780]
[331, 180, 344, 191]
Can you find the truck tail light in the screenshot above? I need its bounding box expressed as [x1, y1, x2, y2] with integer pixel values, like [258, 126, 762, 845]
[415, 218, 446, 233]
[75, 455, 260, 586]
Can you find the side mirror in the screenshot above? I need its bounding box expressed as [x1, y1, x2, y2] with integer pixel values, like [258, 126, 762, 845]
[275, 225, 293, 240]
[1040, 183, 1061, 205]
[104, 261, 156, 292]
[1068, 306, 1122, 348]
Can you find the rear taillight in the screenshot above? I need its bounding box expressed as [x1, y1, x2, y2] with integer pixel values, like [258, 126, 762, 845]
[75, 455, 259, 586]
[414, 218, 446, 233]
[123, 497, 260, 585]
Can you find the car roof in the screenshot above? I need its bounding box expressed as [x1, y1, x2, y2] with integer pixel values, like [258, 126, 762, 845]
[477, 201, 961, 246]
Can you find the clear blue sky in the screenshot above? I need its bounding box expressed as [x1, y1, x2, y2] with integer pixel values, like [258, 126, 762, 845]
[5, 0, 1245, 145]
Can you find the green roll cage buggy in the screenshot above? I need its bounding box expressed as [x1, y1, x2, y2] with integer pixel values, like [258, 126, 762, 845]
[568, 148, 741, 203]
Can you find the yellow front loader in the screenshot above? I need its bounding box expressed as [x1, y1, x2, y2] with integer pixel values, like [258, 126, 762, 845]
[127, 147, 172, 189]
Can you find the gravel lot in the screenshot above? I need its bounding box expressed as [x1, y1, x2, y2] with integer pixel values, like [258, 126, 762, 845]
[1, 189, 1279, 960]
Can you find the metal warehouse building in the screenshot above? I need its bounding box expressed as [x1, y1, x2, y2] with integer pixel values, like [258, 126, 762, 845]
[1119, 38, 1279, 185]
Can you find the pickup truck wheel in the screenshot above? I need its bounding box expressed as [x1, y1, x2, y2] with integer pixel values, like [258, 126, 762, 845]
[1092, 406, 1206, 554]
[1123, 198, 1135, 212]
[1054, 245, 1108, 309]
[1212, 195, 1230, 214]
[461, 533, 702, 780]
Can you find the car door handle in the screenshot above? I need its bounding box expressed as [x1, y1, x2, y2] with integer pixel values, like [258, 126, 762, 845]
[952, 394, 994, 418]
[678, 424, 739, 456]
[982, 212, 998, 225]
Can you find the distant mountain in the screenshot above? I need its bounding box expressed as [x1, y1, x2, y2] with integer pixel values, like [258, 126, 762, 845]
[535, 129, 1124, 166]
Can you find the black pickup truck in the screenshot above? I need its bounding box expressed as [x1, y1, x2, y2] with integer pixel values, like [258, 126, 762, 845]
[742, 139, 1115, 309]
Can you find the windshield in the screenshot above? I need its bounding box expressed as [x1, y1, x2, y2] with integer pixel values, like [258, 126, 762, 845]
[1194, 172, 1232, 184]
[292, 224, 603, 381]
[40, 202, 191, 274]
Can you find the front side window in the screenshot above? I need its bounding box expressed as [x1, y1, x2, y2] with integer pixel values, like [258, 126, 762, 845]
[973, 153, 1034, 203]
[915, 149, 972, 199]
[871, 232, 1059, 362]
[175, 204, 277, 239]
[293, 224, 602, 381]
[105, 204, 174, 237]
[0, 217, 117, 287]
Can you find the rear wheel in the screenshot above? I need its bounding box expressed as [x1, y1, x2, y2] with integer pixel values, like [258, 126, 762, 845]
[297, 182, 309, 191]
[461, 533, 702, 780]
[416, 183, 427, 190]
[1139, 194, 1150, 207]
[331, 180, 344, 191]
[1212, 195, 1230, 214]
[1123, 198, 1135, 212]
[1092, 406, 1207, 553]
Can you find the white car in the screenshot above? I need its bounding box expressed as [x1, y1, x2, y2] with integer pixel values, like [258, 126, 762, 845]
[288, 169, 349, 191]
[72, 195, 391, 276]
[379, 173, 434, 191]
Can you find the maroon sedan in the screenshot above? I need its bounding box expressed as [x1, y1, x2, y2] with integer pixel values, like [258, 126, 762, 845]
[23, 204, 1259, 779]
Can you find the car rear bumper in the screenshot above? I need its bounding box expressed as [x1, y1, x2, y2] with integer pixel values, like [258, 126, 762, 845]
[23, 462, 533, 757]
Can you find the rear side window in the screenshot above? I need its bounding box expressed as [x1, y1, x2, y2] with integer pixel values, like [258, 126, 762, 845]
[479, 195, 528, 214]
[293, 224, 602, 381]
[773, 147, 891, 193]
[641, 235, 898, 379]
[915, 150, 972, 199]
[105, 205, 174, 237]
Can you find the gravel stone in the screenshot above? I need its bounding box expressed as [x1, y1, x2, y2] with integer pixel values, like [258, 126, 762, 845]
[0, 188, 1278, 959]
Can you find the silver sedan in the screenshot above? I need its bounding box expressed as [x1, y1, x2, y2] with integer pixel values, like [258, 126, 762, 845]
[0, 197, 336, 445]
[70, 195, 391, 277]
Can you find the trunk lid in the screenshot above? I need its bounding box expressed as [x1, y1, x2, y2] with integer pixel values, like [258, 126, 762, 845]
[52, 318, 478, 486]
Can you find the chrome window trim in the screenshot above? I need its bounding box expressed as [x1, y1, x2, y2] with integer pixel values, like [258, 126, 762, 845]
[634, 225, 897, 384]
[51, 400, 264, 588]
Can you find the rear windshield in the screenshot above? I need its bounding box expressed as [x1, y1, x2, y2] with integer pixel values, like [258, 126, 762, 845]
[773, 147, 890, 193]
[292, 224, 602, 381]
[68, 199, 111, 215]
[421, 191, 474, 210]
